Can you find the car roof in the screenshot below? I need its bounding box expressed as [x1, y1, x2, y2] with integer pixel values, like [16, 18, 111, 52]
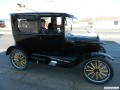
[10, 12, 76, 18]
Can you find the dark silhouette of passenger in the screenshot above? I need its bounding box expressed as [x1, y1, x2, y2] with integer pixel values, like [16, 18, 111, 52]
[48, 17, 57, 30]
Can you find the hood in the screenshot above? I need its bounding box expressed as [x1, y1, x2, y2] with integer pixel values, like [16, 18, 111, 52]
[65, 32, 100, 43]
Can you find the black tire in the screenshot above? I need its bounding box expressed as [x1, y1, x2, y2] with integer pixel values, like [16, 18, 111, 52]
[82, 57, 114, 84]
[10, 48, 28, 70]
[99, 46, 106, 53]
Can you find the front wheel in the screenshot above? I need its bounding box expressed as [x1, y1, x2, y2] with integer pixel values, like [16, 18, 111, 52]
[82, 57, 114, 84]
[10, 48, 28, 70]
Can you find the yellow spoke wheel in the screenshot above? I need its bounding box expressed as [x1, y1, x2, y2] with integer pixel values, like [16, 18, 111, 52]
[10, 49, 28, 70]
[83, 57, 114, 84]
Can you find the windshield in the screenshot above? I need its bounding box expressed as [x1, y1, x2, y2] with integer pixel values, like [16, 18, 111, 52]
[65, 17, 73, 34]
[65, 16, 94, 35]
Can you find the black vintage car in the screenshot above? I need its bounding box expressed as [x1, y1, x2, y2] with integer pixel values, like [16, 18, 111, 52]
[6, 12, 114, 84]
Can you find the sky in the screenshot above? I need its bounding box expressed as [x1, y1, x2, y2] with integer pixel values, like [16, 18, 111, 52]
[1, 0, 120, 19]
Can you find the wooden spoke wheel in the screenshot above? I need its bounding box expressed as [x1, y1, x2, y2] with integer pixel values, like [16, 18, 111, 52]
[83, 57, 113, 84]
[10, 49, 28, 70]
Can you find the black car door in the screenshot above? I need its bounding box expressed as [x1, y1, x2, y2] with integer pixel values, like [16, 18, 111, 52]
[38, 33, 65, 52]
[37, 16, 65, 53]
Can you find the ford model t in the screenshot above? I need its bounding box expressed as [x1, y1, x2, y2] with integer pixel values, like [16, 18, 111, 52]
[6, 12, 114, 84]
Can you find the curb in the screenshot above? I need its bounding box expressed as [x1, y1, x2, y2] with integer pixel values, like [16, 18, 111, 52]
[0, 32, 12, 34]
[0, 29, 12, 34]
[99, 34, 120, 38]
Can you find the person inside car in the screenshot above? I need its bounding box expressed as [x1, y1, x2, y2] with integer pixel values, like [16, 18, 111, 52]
[48, 17, 61, 29]
[41, 19, 46, 29]
[48, 17, 62, 34]
[40, 19, 47, 34]
[48, 17, 57, 30]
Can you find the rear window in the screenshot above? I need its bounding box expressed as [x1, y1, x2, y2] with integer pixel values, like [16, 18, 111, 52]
[17, 15, 38, 34]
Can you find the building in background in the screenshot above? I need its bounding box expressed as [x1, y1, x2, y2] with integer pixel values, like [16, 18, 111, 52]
[79, 17, 120, 29]
[94, 17, 120, 29]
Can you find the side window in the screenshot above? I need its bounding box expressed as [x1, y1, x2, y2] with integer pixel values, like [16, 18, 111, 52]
[39, 17, 62, 35]
[17, 15, 38, 34]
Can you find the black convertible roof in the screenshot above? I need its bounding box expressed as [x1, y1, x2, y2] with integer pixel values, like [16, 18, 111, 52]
[11, 12, 76, 18]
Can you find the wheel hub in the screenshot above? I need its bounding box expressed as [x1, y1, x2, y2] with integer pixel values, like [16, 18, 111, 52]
[94, 69, 100, 73]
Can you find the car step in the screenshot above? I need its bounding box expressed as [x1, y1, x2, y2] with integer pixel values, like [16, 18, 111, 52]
[48, 60, 57, 66]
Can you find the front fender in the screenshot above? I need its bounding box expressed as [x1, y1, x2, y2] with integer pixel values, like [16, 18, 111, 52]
[90, 52, 114, 61]
[100, 41, 105, 45]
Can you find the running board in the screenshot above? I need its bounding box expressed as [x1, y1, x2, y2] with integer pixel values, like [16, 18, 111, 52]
[31, 53, 77, 66]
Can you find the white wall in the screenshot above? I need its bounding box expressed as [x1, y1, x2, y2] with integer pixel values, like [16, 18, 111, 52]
[94, 21, 120, 29]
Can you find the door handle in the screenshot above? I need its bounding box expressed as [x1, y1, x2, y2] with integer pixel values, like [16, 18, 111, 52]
[39, 37, 42, 40]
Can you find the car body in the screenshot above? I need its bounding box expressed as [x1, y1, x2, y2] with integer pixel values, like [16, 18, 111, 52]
[6, 12, 114, 84]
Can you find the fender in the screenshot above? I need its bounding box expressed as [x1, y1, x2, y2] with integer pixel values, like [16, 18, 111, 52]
[90, 52, 114, 60]
[6, 45, 16, 55]
[6, 45, 29, 55]
[100, 41, 105, 45]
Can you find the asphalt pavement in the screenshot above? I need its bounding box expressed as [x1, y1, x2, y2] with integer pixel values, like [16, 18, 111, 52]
[0, 30, 120, 90]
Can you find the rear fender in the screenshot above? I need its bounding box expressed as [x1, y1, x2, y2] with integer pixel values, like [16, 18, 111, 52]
[6, 46, 16, 55]
[6, 45, 29, 55]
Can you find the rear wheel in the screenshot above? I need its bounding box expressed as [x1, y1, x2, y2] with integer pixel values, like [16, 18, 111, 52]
[10, 48, 28, 70]
[83, 57, 113, 84]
